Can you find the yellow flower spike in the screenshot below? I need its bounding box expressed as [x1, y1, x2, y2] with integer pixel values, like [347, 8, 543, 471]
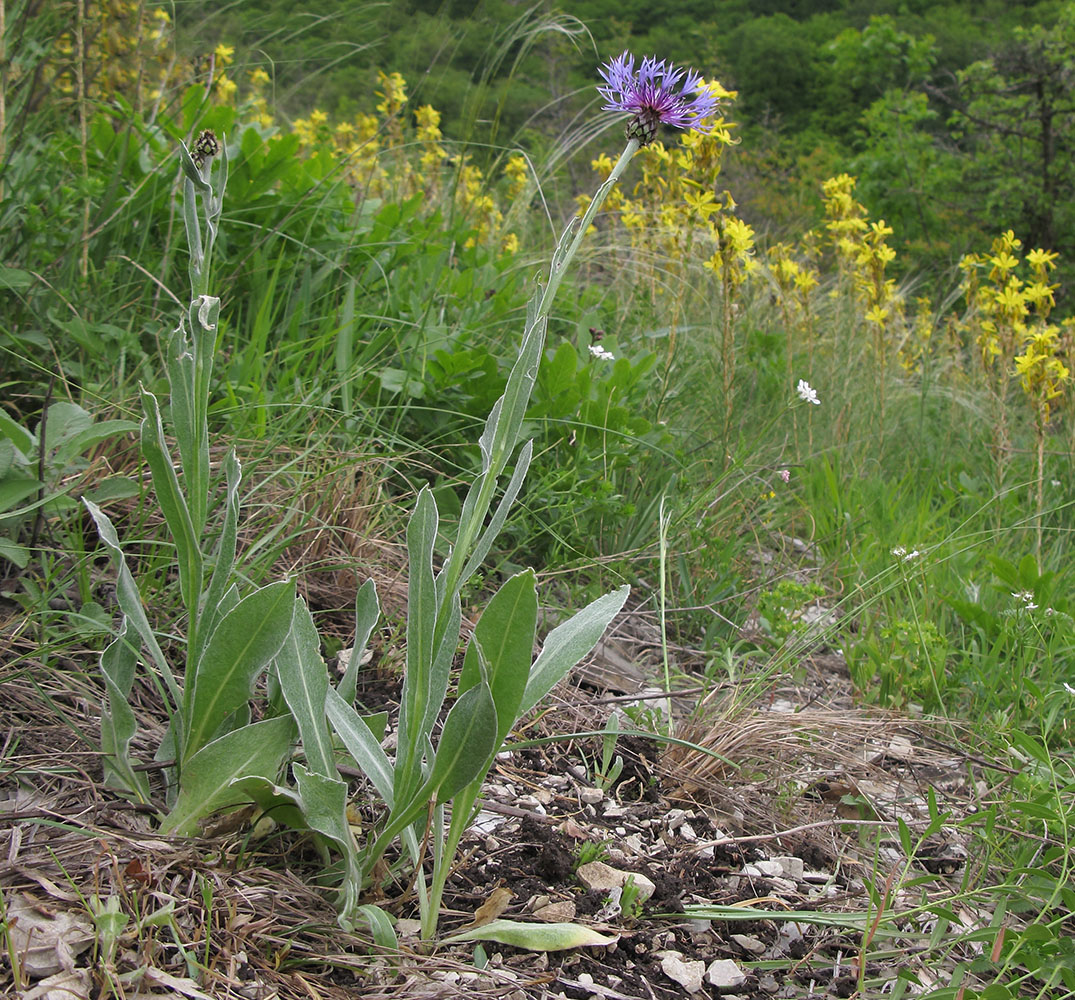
[591, 153, 614, 177]
[684, 189, 719, 221]
[214, 43, 235, 67]
[501, 233, 519, 255]
[997, 230, 1022, 252]
[865, 304, 890, 325]
[375, 70, 408, 114]
[214, 73, 237, 102]
[1026, 247, 1059, 272]
[724, 217, 755, 256]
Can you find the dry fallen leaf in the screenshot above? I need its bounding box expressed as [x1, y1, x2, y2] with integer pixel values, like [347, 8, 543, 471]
[6, 893, 95, 978]
[462, 886, 513, 929]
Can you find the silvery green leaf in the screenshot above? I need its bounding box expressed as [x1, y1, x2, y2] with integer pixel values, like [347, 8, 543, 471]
[520, 585, 630, 715]
[325, 686, 394, 806]
[184, 580, 296, 761]
[99, 617, 151, 803]
[274, 596, 335, 777]
[83, 498, 181, 710]
[339, 579, 379, 705]
[456, 440, 533, 590]
[161, 715, 296, 837]
[356, 904, 398, 952]
[441, 919, 619, 951]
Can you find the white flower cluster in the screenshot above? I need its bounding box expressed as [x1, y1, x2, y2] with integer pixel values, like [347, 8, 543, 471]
[589, 344, 615, 361]
[891, 546, 922, 563]
[1012, 590, 1038, 610]
[796, 379, 820, 405]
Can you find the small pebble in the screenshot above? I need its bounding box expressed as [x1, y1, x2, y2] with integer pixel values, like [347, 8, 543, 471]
[706, 958, 747, 990]
[770, 856, 805, 880]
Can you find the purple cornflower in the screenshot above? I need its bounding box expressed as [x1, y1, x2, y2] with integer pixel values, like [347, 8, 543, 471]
[598, 51, 719, 145]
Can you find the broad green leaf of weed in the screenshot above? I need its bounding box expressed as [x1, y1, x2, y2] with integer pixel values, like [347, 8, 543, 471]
[430, 679, 498, 803]
[184, 580, 296, 760]
[275, 596, 335, 778]
[520, 585, 630, 715]
[458, 568, 538, 750]
[161, 715, 297, 836]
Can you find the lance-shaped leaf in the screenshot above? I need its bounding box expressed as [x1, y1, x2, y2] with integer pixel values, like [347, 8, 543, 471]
[458, 569, 537, 753]
[394, 488, 438, 802]
[520, 585, 630, 715]
[428, 678, 498, 805]
[441, 919, 619, 951]
[161, 715, 296, 836]
[325, 686, 394, 806]
[234, 765, 363, 925]
[455, 440, 533, 593]
[190, 449, 241, 669]
[83, 498, 181, 711]
[184, 580, 296, 761]
[339, 579, 379, 705]
[139, 387, 203, 615]
[99, 616, 151, 804]
[274, 596, 334, 778]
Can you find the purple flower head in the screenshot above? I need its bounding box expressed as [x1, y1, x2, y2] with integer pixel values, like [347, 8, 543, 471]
[598, 51, 719, 145]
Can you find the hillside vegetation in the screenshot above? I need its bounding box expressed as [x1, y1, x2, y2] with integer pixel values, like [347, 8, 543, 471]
[1, 2, 1074, 997]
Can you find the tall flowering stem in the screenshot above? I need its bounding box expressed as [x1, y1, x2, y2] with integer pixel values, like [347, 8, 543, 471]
[419, 54, 721, 938]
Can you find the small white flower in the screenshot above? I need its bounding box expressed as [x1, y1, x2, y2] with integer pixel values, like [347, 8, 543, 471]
[1051, 479, 1061, 488]
[1012, 591, 1038, 610]
[589, 344, 615, 361]
[903, 549, 921, 563]
[778, 469, 790, 483]
[891, 546, 907, 558]
[796, 379, 820, 405]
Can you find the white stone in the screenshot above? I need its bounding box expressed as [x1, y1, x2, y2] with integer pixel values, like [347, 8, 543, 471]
[576, 861, 656, 901]
[770, 855, 804, 880]
[659, 952, 705, 993]
[579, 787, 604, 804]
[754, 860, 784, 877]
[706, 959, 748, 989]
[534, 900, 576, 923]
[731, 933, 766, 955]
